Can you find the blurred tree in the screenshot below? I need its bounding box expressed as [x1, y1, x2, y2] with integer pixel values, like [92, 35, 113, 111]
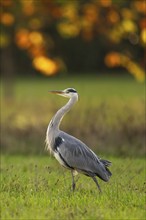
[0, 0, 145, 84]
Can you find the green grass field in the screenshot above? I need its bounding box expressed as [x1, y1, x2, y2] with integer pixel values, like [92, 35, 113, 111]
[1, 75, 145, 219]
[1, 155, 145, 220]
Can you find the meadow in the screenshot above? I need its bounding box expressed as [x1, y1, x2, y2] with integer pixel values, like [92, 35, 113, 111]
[1, 75, 145, 219]
[1, 155, 145, 220]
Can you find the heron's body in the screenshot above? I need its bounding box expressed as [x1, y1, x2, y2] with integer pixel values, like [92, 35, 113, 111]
[46, 88, 112, 192]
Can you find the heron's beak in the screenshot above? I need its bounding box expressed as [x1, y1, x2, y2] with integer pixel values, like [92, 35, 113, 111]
[49, 90, 64, 95]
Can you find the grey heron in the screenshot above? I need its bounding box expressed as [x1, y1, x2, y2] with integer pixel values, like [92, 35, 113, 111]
[46, 88, 112, 192]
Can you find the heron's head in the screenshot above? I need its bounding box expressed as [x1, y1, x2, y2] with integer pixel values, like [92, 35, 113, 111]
[49, 88, 78, 99]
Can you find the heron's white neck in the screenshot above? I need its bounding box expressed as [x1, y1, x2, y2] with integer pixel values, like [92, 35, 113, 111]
[49, 94, 78, 130]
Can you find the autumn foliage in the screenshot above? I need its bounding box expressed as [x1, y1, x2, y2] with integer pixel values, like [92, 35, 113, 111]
[1, 0, 145, 81]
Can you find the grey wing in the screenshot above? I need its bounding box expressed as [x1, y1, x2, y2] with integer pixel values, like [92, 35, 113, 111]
[56, 132, 112, 182]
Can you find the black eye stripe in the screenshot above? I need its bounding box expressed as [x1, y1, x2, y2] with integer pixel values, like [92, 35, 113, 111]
[67, 89, 77, 93]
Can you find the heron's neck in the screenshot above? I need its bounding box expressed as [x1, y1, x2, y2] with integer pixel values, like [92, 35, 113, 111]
[50, 94, 78, 130]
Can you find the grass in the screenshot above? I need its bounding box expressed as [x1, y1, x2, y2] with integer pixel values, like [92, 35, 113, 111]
[1, 155, 145, 220]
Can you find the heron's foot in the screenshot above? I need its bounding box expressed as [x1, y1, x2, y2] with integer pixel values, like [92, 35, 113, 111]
[97, 183, 102, 194]
[71, 170, 76, 192]
[72, 182, 76, 192]
[98, 186, 102, 194]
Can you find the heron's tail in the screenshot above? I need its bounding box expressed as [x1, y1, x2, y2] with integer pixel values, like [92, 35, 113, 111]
[100, 159, 112, 167]
[105, 167, 112, 177]
[100, 159, 112, 179]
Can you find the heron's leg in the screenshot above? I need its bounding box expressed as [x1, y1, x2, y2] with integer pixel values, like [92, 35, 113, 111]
[92, 176, 102, 193]
[71, 170, 76, 191]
